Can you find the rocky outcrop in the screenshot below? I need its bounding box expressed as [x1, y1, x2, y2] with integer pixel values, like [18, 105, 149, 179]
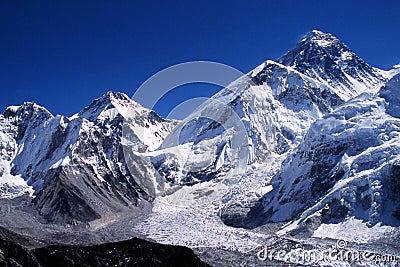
[0, 236, 209, 267]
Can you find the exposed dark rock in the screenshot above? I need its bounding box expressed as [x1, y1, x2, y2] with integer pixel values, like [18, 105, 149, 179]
[33, 170, 101, 225]
[278, 30, 385, 94]
[0, 237, 209, 267]
[0, 239, 39, 267]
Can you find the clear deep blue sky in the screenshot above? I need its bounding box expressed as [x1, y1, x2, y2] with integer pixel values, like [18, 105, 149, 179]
[1, 0, 400, 118]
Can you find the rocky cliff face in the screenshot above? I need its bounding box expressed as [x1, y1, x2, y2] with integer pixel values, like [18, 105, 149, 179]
[0, 236, 209, 267]
[278, 30, 389, 100]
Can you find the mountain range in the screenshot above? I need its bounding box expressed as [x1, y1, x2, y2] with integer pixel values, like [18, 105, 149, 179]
[1, 30, 400, 266]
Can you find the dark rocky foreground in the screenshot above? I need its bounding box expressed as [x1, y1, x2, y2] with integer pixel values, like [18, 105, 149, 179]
[0, 237, 210, 267]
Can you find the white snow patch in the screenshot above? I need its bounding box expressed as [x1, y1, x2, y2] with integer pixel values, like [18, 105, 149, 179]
[255, 185, 273, 198]
[5, 106, 20, 113]
[68, 113, 79, 120]
[97, 107, 119, 121]
[314, 39, 332, 47]
[0, 162, 34, 199]
[50, 156, 71, 169]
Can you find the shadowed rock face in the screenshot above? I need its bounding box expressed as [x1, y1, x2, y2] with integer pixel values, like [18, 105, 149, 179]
[0, 237, 210, 267]
[33, 170, 102, 224]
[278, 30, 386, 99]
[0, 240, 39, 267]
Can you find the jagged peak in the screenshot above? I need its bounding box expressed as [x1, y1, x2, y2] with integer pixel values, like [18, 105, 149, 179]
[301, 29, 340, 47]
[77, 91, 157, 123]
[278, 30, 352, 66]
[3, 101, 53, 119]
[83, 91, 132, 105]
[90, 91, 131, 105]
[80, 91, 133, 112]
[105, 91, 130, 101]
[276, 30, 386, 99]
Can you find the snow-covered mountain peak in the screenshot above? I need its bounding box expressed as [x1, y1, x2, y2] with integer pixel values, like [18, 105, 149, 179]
[250, 59, 343, 112]
[301, 29, 339, 48]
[78, 91, 142, 122]
[292, 29, 346, 55]
[3, 102, 53, 121]
[75, 91, 173, 133]
[0, 91, 181, 223]
[278, 30, 387, 100]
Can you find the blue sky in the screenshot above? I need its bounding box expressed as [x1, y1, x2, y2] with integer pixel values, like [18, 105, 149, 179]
[1, 0, 400, 118]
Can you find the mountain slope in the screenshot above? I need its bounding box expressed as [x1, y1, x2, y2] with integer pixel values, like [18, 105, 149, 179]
[0, 92, 176, 224]
[218, 32, 400, 233]
[138, 30, 397, 209]
[142, 60, 352, 207]
[235, 74, 400, 240]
